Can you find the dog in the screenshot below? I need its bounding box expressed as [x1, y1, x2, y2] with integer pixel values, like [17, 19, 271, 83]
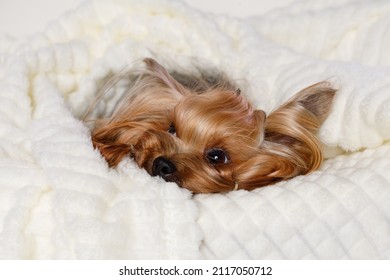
[90, 58, 335, 193]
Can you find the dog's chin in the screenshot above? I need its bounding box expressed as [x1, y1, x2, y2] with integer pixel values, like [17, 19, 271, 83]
[150, 169, 181, 185]
[154, 165, 235, 193]
[134, 155, 231, 193]
[133, 153, 182, 186]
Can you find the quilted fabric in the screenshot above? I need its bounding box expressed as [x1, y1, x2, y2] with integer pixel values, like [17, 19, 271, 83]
[197, 144, 390, 259]
[0, 0, 389, 259]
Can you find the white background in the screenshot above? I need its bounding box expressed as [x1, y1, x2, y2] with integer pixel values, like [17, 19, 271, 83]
[0, 0, 293, 38]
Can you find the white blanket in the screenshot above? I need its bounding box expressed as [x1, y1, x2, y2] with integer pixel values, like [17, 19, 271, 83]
[0, 0, 389, 259]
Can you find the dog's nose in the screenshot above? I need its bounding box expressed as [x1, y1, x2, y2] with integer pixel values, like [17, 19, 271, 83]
[152, 156, 177, 181]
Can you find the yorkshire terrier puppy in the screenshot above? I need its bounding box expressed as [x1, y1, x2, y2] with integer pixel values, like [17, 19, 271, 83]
[91, 58, 335, 193]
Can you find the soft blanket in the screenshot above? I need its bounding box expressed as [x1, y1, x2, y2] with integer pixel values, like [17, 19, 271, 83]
[0, 0, 389, 259]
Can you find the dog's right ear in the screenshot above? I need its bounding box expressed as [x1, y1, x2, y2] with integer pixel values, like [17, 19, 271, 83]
[91, 122, 136, 167]
[143, 58, 188, 96]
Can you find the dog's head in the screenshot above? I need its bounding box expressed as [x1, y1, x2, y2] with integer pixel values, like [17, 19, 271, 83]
[91, 58, 335, 193]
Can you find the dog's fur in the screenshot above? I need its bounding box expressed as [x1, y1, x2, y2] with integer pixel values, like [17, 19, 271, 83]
[91, 58, 335, 193]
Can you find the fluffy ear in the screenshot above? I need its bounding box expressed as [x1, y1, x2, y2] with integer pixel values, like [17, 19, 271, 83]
[234, 153, 302, 190]
[143, 58, 188, 96]
[264, 82, 336, 170]
[291, 81, 336, 124]
[91, 122, 135, 167]
[234, 82, 336, 190]
[265, 82, 335, 139]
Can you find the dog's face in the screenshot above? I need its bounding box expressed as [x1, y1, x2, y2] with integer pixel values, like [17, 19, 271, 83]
[92, 58, 335, 193]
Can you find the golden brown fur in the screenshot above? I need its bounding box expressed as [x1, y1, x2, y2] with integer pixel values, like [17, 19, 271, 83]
[91, 58, 335, 193]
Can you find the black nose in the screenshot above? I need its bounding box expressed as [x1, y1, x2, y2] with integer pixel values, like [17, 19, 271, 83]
[152, 156, 177, 181]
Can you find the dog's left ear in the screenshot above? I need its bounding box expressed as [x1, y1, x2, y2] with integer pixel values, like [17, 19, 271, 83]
[234, 82, 335, 190]
[290, 81, 336, 124]
[265, 82, 336, 135]
[264, 82, 336, 170]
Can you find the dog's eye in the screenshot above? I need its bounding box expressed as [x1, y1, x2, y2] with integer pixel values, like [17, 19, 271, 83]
[206, 148, 229, 165]
[168, 123, 176, 135]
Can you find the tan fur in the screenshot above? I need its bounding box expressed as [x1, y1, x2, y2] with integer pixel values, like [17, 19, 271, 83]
[91, 58, 336, 193]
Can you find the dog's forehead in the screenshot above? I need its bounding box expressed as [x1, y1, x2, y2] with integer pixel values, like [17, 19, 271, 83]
[174, 94, 236, 128]
[172, 94, 253, 146]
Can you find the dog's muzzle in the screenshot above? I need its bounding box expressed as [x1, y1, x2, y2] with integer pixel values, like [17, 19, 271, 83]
[152, 156, 177, 182]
